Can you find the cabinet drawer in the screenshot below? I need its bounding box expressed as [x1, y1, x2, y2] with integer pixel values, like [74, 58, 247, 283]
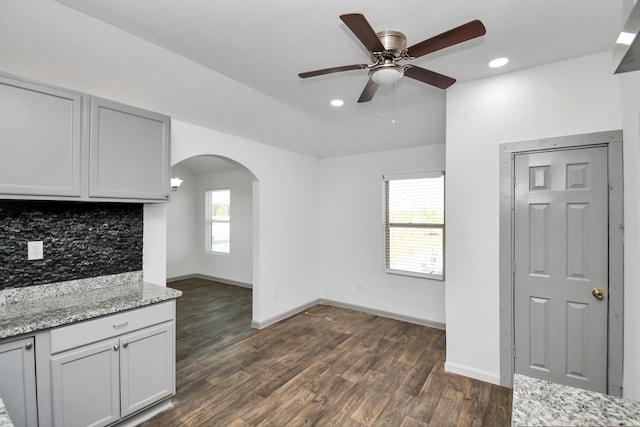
[50, 301, 174, 354]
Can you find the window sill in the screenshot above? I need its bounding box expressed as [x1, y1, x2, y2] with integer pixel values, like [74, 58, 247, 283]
[385, 268, 444, 281]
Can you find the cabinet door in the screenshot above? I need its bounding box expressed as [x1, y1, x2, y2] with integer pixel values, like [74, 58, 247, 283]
[0, 337, 38, 427]
[119, 322, 174, 417]
[50, 339, 120, 427]
[89, 97, 170, 201]
[0, 75, 82, 197]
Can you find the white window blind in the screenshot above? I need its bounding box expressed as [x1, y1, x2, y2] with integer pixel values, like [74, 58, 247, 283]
[384, 172, 444, 279]
[205, 189, 230, 254]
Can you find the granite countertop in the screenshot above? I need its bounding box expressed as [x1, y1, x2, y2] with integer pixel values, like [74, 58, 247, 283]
[512, 374, 640, 426]
[0, 396, 12, 427]
[0, 271, 182, 340]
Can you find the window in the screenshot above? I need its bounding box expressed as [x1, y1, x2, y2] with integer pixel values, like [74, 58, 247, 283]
[384, 172, 444, 279]
[205, 189, 230, 253]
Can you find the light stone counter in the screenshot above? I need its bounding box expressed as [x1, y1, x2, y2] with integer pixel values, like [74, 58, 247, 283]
[512, 374, 640, 426]
[0, 396, 13, 427]
[0, 271, 182, 340]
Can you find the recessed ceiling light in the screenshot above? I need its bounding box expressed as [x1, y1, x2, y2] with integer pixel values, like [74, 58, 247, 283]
[617, 31, 636, 46]
[489, 57, 509, 68]
[330, 99, 344, 107]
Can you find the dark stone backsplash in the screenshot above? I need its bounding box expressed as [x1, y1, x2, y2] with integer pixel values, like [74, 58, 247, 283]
[0, 201, 143, 290]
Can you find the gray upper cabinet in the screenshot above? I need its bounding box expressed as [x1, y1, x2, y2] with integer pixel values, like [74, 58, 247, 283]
[0, 75, 82, 197]
[89, 97, 170, 201]
[0, 73, 171, 203]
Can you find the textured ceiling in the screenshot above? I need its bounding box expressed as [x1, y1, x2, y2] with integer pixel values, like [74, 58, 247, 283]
[53, 0, 632, 158]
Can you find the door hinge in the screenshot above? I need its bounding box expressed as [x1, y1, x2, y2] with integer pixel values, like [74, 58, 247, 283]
[513, 346, 517, 359]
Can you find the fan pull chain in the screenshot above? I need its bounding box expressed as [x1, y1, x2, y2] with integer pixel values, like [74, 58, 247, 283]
[391, 82, 396, 124]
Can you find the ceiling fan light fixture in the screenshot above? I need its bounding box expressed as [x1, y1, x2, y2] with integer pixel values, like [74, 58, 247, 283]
[369, 63, 404, 85]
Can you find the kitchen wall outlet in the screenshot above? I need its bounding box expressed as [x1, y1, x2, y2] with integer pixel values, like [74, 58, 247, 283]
[27, 241, 43, 260]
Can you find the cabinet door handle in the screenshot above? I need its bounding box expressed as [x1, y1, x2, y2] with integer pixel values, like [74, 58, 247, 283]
[113, 344, 119, 351]
[123, 341, 128, 348]
[25, 342, 33, 350]
[113, 322, 129, 330]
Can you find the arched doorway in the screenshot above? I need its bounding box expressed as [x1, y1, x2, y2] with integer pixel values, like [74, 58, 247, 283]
[166, 154, 258, 324]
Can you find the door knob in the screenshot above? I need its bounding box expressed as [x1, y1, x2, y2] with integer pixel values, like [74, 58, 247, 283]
[592, 288, 605, 300]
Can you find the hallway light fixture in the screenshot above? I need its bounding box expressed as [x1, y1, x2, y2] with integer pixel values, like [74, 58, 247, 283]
[171, 177, 183, 192]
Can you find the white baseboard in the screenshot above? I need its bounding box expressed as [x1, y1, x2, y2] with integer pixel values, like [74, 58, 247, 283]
[444, 361, 501, 385]
[319, 298, 446, 330]
[251, 298, 446, 331]
[166, 274, 196, 283]
[251, 299, 322, 329]
[166, 273, 252, 289]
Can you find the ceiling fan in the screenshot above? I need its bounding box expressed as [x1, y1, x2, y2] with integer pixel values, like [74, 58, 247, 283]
[298, 13, 486, 102]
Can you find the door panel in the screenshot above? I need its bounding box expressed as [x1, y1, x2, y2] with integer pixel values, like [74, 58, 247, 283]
[514, 147, 608, 392]
[120, 322, 174, 417]
[50, 339, 120, 427]
[528, 296, 550, 371]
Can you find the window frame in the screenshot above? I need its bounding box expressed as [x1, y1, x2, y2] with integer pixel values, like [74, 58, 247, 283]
[205, 188, 231, 254]
[383, 171, 445, 280]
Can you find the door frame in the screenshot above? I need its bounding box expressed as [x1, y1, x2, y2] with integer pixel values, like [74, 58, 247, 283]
[498, 130, 624, 396]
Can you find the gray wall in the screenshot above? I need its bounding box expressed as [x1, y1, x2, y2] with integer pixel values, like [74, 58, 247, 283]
[0, 201, 143, 289]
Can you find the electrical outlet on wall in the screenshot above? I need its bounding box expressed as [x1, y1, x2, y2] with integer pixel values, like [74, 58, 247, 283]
[27, 241, 43, 260]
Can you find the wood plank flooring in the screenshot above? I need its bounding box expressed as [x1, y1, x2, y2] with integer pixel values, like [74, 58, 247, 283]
[142, 278, 512, 426]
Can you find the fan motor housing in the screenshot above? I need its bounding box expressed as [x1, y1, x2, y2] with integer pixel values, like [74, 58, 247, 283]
[376, 30, 407, 56]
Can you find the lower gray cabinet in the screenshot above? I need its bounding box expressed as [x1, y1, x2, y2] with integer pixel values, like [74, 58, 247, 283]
[50, 339, 120, 427]
[49, 304, 175, 427]
[0, 336, 38, 427]
[119, 323, 174, 417]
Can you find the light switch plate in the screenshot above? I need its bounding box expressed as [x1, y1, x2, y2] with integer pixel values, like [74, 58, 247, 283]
[27, 241, 43, 260]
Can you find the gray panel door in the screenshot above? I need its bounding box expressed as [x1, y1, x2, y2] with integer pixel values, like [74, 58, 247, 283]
[514, 147, 608, 392]
[0, 337, 38, 427]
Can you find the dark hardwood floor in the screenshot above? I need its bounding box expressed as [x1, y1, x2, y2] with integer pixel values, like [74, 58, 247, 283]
[142, 278, 512, 426]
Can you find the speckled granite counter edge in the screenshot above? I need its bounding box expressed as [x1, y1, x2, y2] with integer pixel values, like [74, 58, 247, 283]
[0, 271, 143, 305]
[0, 272, 182, 340]
[0, 396, 12, 427]
[512, 374, 640, 426]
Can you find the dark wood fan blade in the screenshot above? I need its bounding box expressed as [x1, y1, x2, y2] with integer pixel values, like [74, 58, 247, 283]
[357, 79, 379, 103]
[407, 20, 486, 58]
[404, 66, 456, 89]
[340, 13, 385, 52]
[299, 64, 368, 78]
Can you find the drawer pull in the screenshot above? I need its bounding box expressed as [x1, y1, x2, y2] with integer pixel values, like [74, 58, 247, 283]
[113, 322, 129, 330]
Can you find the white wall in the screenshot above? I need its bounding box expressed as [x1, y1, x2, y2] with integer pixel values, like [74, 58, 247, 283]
[319, 145, 446, 326]
[445, 52, 623, 384]
[0, 0, 322, 325]
[171, 120, 321, 325]
[197, 169, 254, 285]
[620, 70, 640, 400]
[166, 164, 198, 279]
